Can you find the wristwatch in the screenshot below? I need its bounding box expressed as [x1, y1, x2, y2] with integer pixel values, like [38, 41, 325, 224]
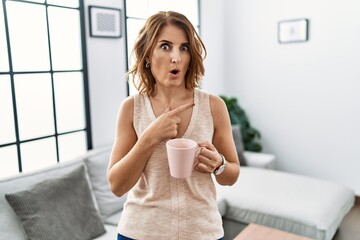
[213, 154, 227, 175]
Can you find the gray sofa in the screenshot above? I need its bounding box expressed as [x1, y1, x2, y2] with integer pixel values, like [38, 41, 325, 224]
[0, 146, 123, 240]
[0, 145, 355, 240]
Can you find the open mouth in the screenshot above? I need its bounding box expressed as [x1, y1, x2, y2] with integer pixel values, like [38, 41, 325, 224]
[170, 69, 179, 75]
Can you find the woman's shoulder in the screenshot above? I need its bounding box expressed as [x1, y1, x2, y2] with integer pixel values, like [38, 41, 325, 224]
[195, 88, 222, 101]
[199, 92, 227, 115]
[122, 94, 135, 105]
[119, 95, 135, 113]
[208, 93, 224, 103]
[120, 93, 150, 114]
[204, 91, 225, 108]
[194, 89, 226, 113]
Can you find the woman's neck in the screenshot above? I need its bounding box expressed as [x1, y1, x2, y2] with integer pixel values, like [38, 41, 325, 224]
[150, 87, 194, 110]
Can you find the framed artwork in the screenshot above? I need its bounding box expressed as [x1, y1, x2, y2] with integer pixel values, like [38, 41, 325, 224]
[278, 18, 309, 44]
[89, 6, 121, 38]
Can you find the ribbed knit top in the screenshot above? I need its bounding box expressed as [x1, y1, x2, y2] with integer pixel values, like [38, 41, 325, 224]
[117, 88, 223, 240]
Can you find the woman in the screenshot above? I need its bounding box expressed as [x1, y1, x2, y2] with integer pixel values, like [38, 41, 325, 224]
[108, 11, 240, 240]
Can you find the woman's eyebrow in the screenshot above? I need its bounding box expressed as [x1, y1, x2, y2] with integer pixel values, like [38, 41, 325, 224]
[158, 39, 189, 45]
[158, 39, 172, 44]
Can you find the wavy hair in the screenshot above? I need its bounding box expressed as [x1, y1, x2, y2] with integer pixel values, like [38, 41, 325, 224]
[126, 11, 207, 96]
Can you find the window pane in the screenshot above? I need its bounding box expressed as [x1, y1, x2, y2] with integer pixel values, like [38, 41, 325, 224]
[48, 7, 82, 71]
[20, 137, 57, 173]
[7, 0, 45, 3]
[15, 73, 55, 140]
[126, 0, 148, 19]
[0, 1, 9, 72]
[127, 19, 146, 95]
[58, 131, 86, 162]
[126, 0, 198, 26]
[53, 72, 85, 133]
[47, 0, 79, 8]
[148, 0, 199, 26]
[0, 145, 18, 178]
[0, 75, 16, 144]
[126, 19, 146, 60]
[6, 1, 50, 71]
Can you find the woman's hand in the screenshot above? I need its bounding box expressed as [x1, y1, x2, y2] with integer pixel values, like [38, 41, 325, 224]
[141, 102, 195, 145]
[108, 100, 195, 197]
[194, 141, 223, 174]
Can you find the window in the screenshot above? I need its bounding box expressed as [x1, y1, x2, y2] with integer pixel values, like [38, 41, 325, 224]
[0, 0, 90, 178]
[124, 0, 200, 95]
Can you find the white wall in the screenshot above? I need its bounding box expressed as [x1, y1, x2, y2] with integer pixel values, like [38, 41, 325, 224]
[84, 0, 127, 148]
[200, 0, 226, 96]
[221, 0, 360, 194]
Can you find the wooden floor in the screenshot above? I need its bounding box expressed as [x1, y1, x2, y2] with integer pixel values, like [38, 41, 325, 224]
[333, 196, 360, 240]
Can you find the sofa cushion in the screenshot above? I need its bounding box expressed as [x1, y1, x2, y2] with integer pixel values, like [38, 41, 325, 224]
[104, 211, 123, 226]
[217, 198, 228, 217]
[216, 167, 355, 240]
[0, 159, 96, 240]
[232, 124, 247, 166]
[85, 150, 127, 219]
[5, 165, 106, 240]
[94, 224, 118, 240]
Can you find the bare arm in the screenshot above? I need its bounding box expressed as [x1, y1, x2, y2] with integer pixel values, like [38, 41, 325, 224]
[107, 96, 149, 197]
[195, 95, 240, 186]
[107, 97, 195, 197]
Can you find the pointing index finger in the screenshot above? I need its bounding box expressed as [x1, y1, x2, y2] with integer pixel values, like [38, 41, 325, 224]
[166, 102, 195, 116]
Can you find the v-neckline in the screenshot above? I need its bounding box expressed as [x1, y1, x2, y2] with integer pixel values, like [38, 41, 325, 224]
[144, 89, 199, 139]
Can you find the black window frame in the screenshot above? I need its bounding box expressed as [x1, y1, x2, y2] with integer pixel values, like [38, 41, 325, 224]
[0, 0, 92, 175]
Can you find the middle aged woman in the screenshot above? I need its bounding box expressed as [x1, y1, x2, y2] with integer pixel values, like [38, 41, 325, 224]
[108, 11, 240, 240]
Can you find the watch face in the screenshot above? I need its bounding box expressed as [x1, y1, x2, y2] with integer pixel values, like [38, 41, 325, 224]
[215, 165, 225, 175]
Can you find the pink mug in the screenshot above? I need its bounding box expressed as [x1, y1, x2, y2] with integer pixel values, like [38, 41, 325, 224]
[166, 138, 198, 178]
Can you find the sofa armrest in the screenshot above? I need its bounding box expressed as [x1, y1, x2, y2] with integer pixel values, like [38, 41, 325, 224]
[243, 151, 275, 169]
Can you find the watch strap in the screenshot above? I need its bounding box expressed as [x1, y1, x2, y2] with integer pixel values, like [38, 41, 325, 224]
[214, 154, 227, 175]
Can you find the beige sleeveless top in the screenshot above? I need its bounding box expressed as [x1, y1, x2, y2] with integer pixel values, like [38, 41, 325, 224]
[117, 89, 223, 240]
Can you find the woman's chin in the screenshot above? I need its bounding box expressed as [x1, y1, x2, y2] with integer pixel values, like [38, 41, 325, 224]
[162, 79, 185, 88]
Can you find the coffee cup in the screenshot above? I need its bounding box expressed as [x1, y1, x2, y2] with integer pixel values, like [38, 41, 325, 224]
[166, 138, 198, 178]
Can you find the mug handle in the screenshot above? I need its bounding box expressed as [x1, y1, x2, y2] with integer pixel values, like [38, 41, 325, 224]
[193, 146, 204, 168]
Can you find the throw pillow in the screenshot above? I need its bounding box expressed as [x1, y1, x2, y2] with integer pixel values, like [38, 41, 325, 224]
[5, 165, 106, 240]
[85, 152, 127, 219]
[232, 124, 247, 166]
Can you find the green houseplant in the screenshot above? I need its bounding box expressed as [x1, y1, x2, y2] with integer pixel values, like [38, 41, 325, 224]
[220, 95, 262, 152]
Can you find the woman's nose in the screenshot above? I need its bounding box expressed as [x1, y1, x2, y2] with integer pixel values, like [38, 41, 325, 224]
[171, 49, 181, 64]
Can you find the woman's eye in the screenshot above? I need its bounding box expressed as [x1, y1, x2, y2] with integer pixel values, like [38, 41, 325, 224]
[181, 45, 189, 51]
[161, 44, 170, 50]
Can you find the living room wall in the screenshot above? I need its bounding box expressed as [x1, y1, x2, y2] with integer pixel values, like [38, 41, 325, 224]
[84, 0, 127, 148]
[221, 0, 360, 194]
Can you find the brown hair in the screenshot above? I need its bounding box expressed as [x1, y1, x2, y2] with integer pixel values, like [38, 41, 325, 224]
[127, 11, 207, 96]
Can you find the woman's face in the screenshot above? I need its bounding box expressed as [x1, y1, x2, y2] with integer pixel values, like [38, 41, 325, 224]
[149, 24, 190, 89]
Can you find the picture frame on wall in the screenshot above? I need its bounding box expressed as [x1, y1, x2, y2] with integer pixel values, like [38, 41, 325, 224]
[278, 18, 309, 44]
[89, 6, 121, 38]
